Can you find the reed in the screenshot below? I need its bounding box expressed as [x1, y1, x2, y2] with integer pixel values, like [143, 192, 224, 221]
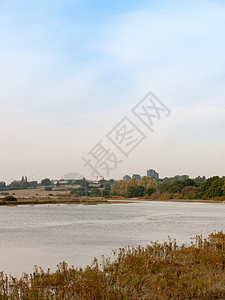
[1, 232, 225, 299]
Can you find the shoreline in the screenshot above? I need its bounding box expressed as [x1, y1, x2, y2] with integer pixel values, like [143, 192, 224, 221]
[0, 195, 224, 206]
[138, 197, 225, 204]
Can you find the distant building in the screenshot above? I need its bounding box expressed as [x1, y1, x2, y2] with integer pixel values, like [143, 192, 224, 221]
[132, 174, 141, 180]
[123, 175, 131, 181]
[147, 169, 159, 180]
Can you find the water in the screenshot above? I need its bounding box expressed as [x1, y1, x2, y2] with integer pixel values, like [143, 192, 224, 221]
[0, 201, 225, 277]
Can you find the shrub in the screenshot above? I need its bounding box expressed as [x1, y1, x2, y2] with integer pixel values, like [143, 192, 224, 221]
[1, 232, 225, 299]
[4, 195, 17, 201]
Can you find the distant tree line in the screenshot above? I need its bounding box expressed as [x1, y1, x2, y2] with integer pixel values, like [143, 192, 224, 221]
[70, 178, 113, 197]
[0, 176, 54, 191]
[111, 176, 225, 200]
[0, 176, 38, 191]
[1, 174, 224, 201]
[111, 177, 158, 198]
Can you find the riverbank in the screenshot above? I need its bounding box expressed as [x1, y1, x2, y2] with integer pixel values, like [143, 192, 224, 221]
[138, 197, 225, 203]
[0, 232, 225, 299]
[0, 194, 224, 206]
[0, 195, 132, 206]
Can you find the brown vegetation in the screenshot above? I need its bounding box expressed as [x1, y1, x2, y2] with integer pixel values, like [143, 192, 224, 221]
[1, 232, 225, 299]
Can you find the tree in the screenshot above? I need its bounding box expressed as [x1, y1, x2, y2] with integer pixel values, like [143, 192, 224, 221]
[160, 179, 196, 194]
[127, 186, 145, 198]
[9, 181, 21, 189]
[29, 181, 38, 188]
[41, 178, 52, 186]
[145, 187, 156, 196]
[200, 177, 224, 199]
[182, 186, 200, 199]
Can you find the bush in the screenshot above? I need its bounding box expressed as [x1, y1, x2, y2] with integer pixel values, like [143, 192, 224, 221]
[126, 186, 145, 198]
[4, 195, 17, 201]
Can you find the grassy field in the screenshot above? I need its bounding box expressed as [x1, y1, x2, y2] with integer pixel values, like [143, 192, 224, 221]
[0, 187, 73, 197]
[1, 232, 225, 299]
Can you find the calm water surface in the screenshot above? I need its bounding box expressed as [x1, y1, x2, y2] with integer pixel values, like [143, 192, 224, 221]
[0, 201, 225, 276]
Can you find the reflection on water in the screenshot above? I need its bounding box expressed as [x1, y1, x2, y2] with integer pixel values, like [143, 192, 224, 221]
[0, 201, 225, 276]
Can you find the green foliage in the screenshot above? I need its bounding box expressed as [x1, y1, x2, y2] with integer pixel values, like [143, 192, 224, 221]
[200, 176, 225, 199]
[8, 180, 22, 189]
[160, 179, 196, 194]
[145, 187, 156, 196]
[111, 176, 158, 197]
[8, 177, 37, 190]
[29, 181, 38, 188]
[101, 183, 111, 197]
[41, 178, 52, 186]
[113, 176, 225, 200]
[127, 186, 145, 198]
[181, 186, 200, 199]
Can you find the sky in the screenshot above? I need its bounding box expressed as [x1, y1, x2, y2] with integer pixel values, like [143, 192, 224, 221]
[0, 0, 225, 183]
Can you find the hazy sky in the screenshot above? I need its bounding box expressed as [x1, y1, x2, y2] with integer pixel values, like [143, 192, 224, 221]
[0, 0, 225, 183]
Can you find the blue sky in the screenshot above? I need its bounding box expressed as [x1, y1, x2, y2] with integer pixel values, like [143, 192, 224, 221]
[0, 0, 225, 182]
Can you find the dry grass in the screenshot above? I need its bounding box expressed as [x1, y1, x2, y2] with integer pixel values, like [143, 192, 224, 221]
[1, 187, 70, 198]
[1, 232, 225, 299]
[0, 195, 131, 206]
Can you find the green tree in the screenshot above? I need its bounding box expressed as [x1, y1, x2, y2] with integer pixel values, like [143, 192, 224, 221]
[127, 186, 145, 198]
[144, 187, 156, 196]
[200, 177, 224, 199]
[41, 178, 52, 186]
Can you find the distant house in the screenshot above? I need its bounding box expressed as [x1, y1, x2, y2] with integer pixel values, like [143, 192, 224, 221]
[147, 169, 159, 180]
[123, 175, 131, 180]
[52, 179, 69, 185]
[132, 174, 141, 180]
